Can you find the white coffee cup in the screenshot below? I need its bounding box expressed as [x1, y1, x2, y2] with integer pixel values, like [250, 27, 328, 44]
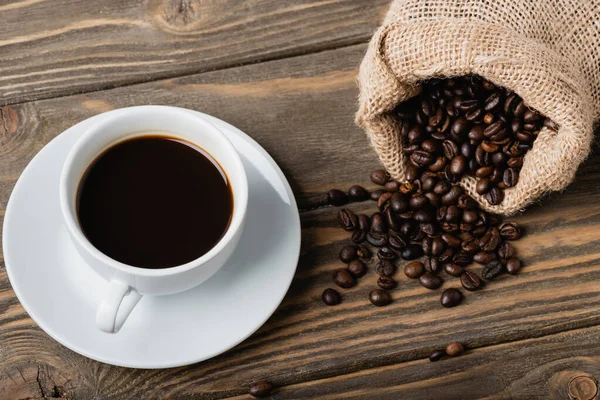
[59, 106, 248, 333]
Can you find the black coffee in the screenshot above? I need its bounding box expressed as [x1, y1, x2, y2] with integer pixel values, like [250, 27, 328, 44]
[76, 135, 233, 269]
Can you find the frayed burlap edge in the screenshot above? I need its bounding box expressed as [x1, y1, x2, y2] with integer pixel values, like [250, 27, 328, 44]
[356, 21, 595, 215]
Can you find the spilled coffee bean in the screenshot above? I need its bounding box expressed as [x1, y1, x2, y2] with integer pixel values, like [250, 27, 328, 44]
[441, 288, 463, 308]
[377, 276, 397, 290]
[322, 288, 342, 306]
[249, 381, 274, 398]
[369, 289, 392, 307]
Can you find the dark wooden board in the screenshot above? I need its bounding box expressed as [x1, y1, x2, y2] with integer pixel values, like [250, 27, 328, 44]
[0, 0, 389, 105]
[1, 38, 600, 399]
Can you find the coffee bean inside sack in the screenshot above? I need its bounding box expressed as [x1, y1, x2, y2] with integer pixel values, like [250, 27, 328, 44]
[323, 76, 538, 310]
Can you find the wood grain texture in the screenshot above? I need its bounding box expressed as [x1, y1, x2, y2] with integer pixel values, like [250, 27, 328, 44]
[228, 325, 600, 400]
[0, 0, 389, 105]
[1, 40, 600, 399]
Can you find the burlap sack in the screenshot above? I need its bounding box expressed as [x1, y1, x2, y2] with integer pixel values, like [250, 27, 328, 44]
[356, 0, 600, 215]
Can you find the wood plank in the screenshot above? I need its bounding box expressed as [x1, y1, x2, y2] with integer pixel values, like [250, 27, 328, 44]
[229, 325, 600, 399]
[0, 0, 389, 105]
[1, 43, 600, 398]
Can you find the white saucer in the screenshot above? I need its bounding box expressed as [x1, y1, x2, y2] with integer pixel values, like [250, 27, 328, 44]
[3, 109, 301, 368]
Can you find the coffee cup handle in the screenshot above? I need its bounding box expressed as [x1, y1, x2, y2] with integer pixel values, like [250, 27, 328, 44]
[96, 280, 142, 333]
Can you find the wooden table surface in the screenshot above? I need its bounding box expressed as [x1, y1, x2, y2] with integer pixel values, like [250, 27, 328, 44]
[1, 1, 600, 399]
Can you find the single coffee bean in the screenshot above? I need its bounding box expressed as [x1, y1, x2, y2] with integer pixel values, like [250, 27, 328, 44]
[506, 257, 522, 275]
[419, 273, 444, 290]
[429, 156, 448, 172]
[482, 260, 504, 280]
[444, 263, 463, 277]
[375, 260, 396, 276]
[370, 189, 385, 201]
[339, 245, 358, 263]
[391, 192, 409, 213]
[445, 205, 461, 223]
[421, 176, 438, 191]
[389, 234, 407, 250]
[497, 241, 515, 260]
[446, 342, 465, 356]
[451, 117, 469, 140]
[384, 181, 400, 192]
[476, 165, 494, 178]
[462, 210, 479, 224]
[523, 109, 541, 123]
[441, 233, 462, 248]
[338, 209, 358, 231]
[410, 150, 435, 167]
[504, 93, 518, 115]
[499, 221, 522, 240]
[333, 269, 356, 288]
[424, 257, 442, 274]
[468, 125, 485, 141]
[422, 237, 433, 256]
[348, 185, 369, 201]
[480, 227, 501, 252]
[485, 186, 504, 205]
[421, 139, 439, 153]
[434, 180, 452, 195]
[476, 178, 491, 195]
[465, 107, 484, 122]
[421, 222, 438, 237]
[473, 251, 496, 264]
[461, 142, 476, 158]
[351, 229, 366, 243]
[370, 169, 389, 185]
[369, 289, 392, 307]
[444, 166, 460, 183]
[327, 189, 347, 206]
[442, 140, 460, 160]
[371, 212, 387, 233]
[449, 155, 467, 175]
[503, 168, 519, 188]
[489, 167, 503, 184]
[401, 244, 424, 260]
[404, 261, 425, 278]
[405, 164, 420, 181]
[348, 259, 367, 278]
[413, 209, 434, 223]
[356, 244, 372, 260]
[483, 120, 503, 138]
[357, 214, 370, 232]
[377, 276, 398, 290]
[461, 270, 481, 291]
[429, 349, 446, 362]
[439, 248, 455, 264]
[484, 91, 502, 111]
[410, 194, 429, 209]
[458, 98, 479, 112]
[377, 192, 393, 212]
[507, 156, 524, 168]
[377, 246, 397, 261]
[461, 238, 480, 254]
[322, 288, 342, 306]
[441, 288, 463, 307]
[491, 152, 507, 167]
[432, 237, 446, 255]
[408, 126, 424, 143]
[441, 186, 464, 205]
[453, 251, 472, 266]
[249, 381, 274, 398]
[481, 141, 499, 153]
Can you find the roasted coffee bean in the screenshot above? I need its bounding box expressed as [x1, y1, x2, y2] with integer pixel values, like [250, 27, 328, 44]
[482, 260, 504, 280]
[457, 194, 477, 210]
[507, 156, 524, 168]
[445, 205, 461, 223]
[483, 112, 495, 124]
[484, 91, 502, 111]
[327, 189, 347, 206]
[348, 259, 367, 278]
[514, 100, 526, 117]
[468, 125, 485, 141]
[424, 257, 442, 274]
[351, 229, 366, 243]
[476, 178, 491, 195]
[384, 181, 400, 192]
[444, 263, 463, 277]
[475, 146, 490, 166]
[480, 227, 501, 252]
[461, 270, 481, 291]
[356, 244, 372, 260]
[338, 209, 358, 231]
[339, 245, 358, 263]
[375, 260, 396, 276]
[481, 141, 499, 153]
[503, 168, 519, 187]
[465, 107, 484, 122]
[377, 246, 397, 261]
[441, 288, 463, 308]
[474, 251, 496, 264]
[461, 238, 480, 254]
[401, 244, 424, 260]
[389, 234, 407, 250]
[405, 165, 420, 181]
[421, 139, 439, 153]
[421, 222, 438, 237]
[458, 99, 479, 112]
[446, 342, 465, 356]
[491, 151, 507, 167]
[348, 185, 370, 201]
[441, 233, 462, 248]
[523, 109, 541, 123]
[422, 237, 433, 256]
[476, 165, 494, 178]
[377, 192, 392, 212]
[444, 166, 460, 183]
[484, 121, 503, 138]
[441, 185, 464, 205]
[450, 155, 467, 175]
[432, 237, 446, 255]
[405, 261, 425, 278]
[410, 194, 429, 209]
[451, 117, 469, 140]
[399, 220, 416, 237]
[461, 142, 476, 158]
[429, 350, 446, 362]
[322, 288, 342, 306]
[370, 189, 385, 201]
[249, 381, 274, 398]
[390, 192, 409, 214]
[497, 241, 514, 260]
[422, 176, 438, 191]
[499, 221, 521, 240]
[544, 118, 559, 131]
[358, 214, 370, 231]
[413, 209, 434, 222]
[370, 169, 389, 185]
[434, 180, 452, 195]
[443, 140, 460, 160]
[386, 209, 401, 232]
[463, 210, 479, 224]
[333, 269, 356, 288]
[410, 150, 435, 167]
[485, 186, 504, 205]
[453, 251, 472, 267]
[439, 248, 456, 263]
[378, 276, 397, 290]
[504, 93, 518, 115]
[506, 257, 522, 275]
[489, 167, 503, 184]
[369, 289, 392, 307]
[371, 212, 387, 233]
[419, 273, 444, 290]
[367, 232, 388, 247]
